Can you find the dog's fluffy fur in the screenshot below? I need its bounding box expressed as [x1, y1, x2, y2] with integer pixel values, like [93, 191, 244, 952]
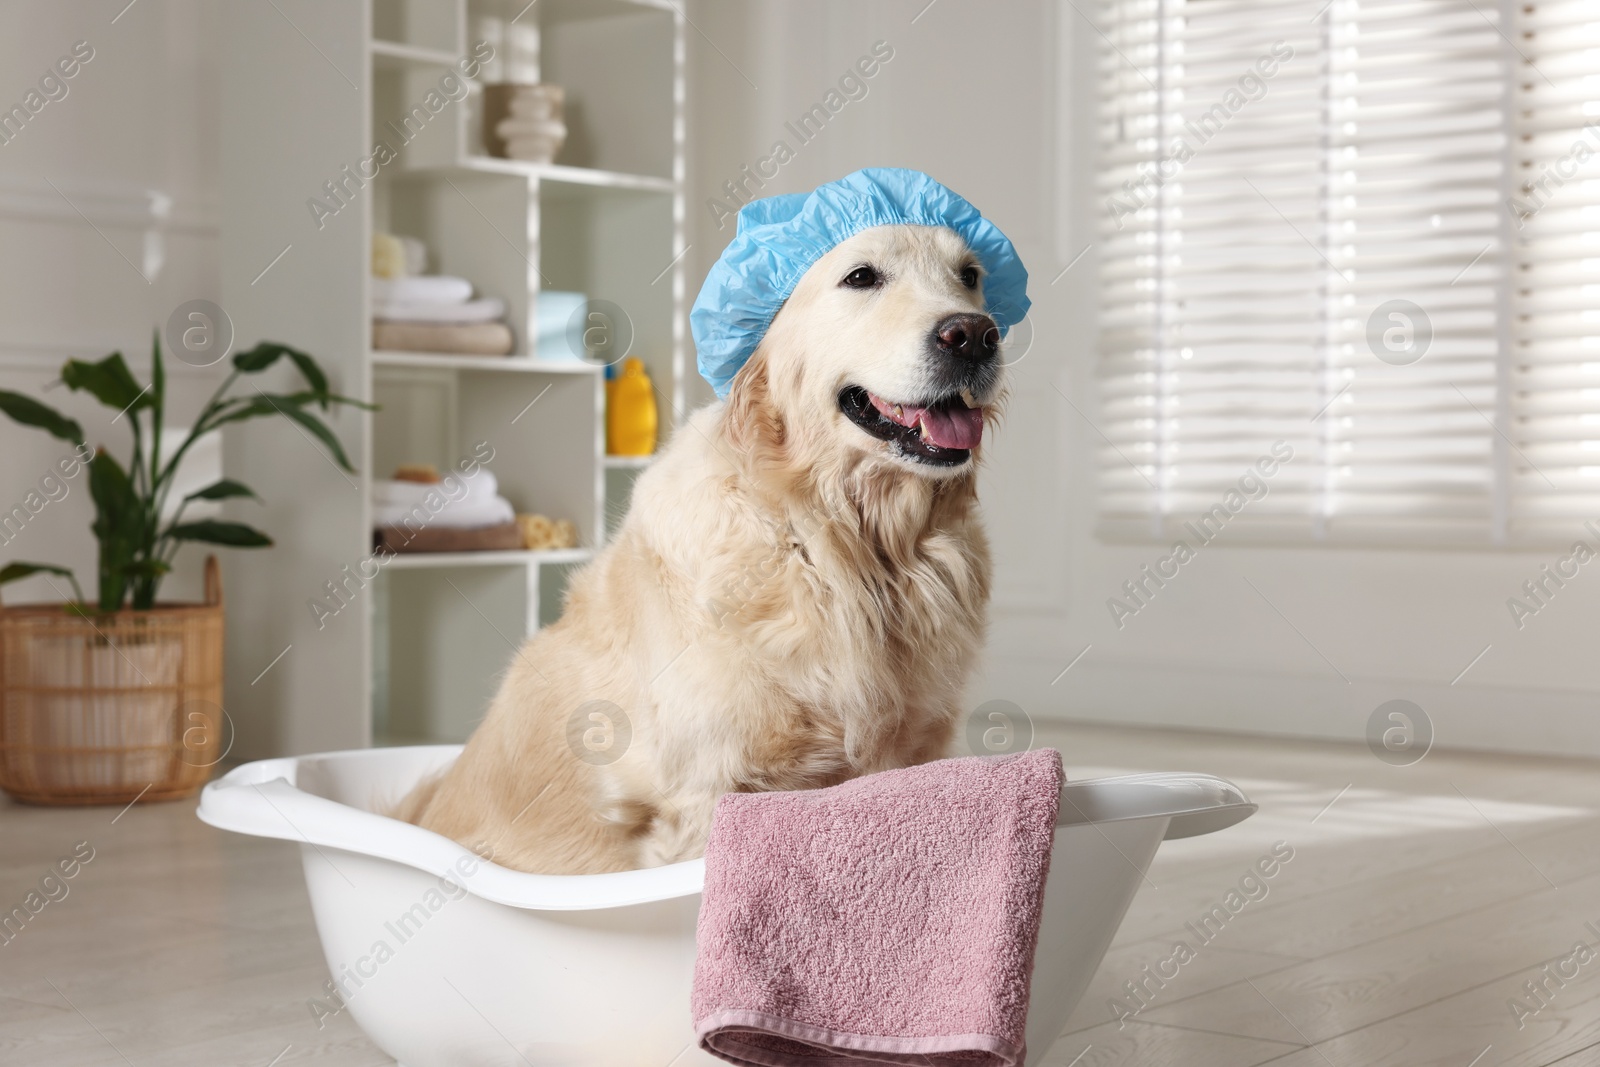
[397, 224, 1003, 873]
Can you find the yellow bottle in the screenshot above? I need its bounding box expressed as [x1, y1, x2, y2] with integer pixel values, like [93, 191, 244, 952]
[606, 357, 658, 456]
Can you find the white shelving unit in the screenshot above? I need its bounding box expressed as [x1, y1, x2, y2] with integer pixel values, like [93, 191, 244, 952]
[220, 0, 685, 757]
[380, 547, 595, 570]
[370, 351, 607, 373]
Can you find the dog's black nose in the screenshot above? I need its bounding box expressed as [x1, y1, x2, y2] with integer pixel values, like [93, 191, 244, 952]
[933, 313, 999, 361]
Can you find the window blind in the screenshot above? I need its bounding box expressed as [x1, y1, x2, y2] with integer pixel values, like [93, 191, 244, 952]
[1511, 0, 1600, 539]
[1094, 0, 1600, 545]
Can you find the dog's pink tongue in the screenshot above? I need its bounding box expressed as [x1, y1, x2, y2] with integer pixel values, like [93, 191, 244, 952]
[917, 404, 984, 449]
[869, 393, 984, 450]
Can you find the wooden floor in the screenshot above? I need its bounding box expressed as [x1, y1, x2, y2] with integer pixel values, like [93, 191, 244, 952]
[3, 723, 1599, 1066]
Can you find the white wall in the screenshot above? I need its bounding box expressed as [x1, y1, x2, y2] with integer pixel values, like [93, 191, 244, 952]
[3, 0, 1588, 762]
[685, 0, 1600, 760]
[0, 0, 221, 607]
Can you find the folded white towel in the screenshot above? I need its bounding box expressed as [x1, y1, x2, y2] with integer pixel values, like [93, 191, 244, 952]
[372, 276, 475, 304]
[372, 296, 506, 324]
[373, 471, 499, 506]
[374, 473, 504, 529]
[373, 490, 515, 531]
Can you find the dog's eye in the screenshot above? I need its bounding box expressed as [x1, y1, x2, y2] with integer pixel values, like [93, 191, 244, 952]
[841, 266, 880, 289]
[959, 265, 980, 289]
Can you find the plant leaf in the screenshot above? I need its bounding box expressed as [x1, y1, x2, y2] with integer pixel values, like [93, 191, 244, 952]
[149, 328, 165, 485]
[184, 478, 260, 503]
[213, 390, 374, 416]
[203, 393, 298, 425]
[167, 520, 273, 547]
[210, 394, 356, 472]
[0, 390, 84, 444]
[88, 449, 136, 544]
[62, 352, 149, 414]
[0, 562, 86, 605]
[0, 562, 76, 586]
[88, 448, 138, 610]
[117, 559, 172, 580]
[285, 349, 330, 409]
[272, 403, 355, 471]
[327, 391, 377, 411]
[231, 341, 285, 374]
[150, 330, 165, 411]
[232, 342, 352, 412]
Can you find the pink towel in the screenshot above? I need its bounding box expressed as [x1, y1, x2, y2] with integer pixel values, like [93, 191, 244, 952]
[692, 748, 1064, 1067]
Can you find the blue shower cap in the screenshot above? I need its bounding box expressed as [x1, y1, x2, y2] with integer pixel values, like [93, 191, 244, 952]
[691, 168, 1031, 399]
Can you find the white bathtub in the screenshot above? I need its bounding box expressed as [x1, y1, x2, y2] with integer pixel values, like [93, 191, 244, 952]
[197, 746, 1255, 1067]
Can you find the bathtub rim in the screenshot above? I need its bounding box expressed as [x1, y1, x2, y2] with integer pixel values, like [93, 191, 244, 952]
[197, 745, 1255, 912]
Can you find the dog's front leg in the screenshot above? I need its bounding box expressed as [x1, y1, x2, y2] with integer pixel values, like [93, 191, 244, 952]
[637, 789, 724, 867]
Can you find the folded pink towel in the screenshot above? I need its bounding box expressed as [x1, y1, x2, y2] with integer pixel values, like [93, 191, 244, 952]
[692, 748, 1064, 1067]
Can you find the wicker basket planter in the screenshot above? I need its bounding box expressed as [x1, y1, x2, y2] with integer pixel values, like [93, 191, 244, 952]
[0, 557, 224, 805]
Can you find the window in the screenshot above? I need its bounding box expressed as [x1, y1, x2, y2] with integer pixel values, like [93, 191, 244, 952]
[1095, 0, 1600, 545]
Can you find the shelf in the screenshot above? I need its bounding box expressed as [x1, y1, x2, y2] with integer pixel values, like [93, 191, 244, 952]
[546, 0, 680, 20]
[371, 351, 603, 374]
[222, 0, 685, 754]
[382, 547, 594, 570]
[370, 40, 460, 69]
[405, 157, 674, 193]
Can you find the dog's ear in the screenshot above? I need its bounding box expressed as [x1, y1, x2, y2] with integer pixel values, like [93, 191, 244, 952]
[724, 352, 786, 459]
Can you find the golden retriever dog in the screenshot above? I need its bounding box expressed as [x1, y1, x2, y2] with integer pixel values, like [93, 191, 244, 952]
[397, 223, 1005, 873]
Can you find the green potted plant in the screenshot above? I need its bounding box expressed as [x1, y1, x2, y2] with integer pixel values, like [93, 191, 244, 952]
[0, 334, 369, 804]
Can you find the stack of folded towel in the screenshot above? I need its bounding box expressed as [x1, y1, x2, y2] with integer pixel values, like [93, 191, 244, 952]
[370, 234, 515, 356]
[372, 467, 521, 553]
[692, 748, 1064, 1067]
